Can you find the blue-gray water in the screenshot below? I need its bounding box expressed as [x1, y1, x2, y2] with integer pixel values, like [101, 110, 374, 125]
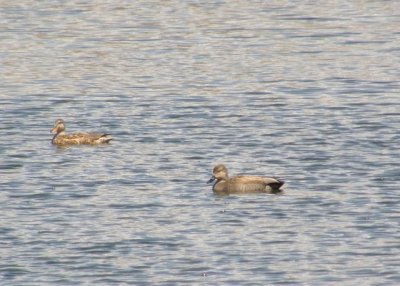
[1, 1, 399, 285]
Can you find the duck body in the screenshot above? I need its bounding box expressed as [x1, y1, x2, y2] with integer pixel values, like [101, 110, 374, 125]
[51, 119, 112, 146]
[208, 164, 284, 195]
[52, 132, 112, 145]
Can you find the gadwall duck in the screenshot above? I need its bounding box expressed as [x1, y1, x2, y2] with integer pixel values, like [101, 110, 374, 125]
[207, 164, 284, 195]
[51, 119, 112, 146]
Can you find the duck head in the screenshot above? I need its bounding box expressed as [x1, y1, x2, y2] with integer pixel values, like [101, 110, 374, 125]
[51, 119, 66, 135]
[207, 164, 229, 184]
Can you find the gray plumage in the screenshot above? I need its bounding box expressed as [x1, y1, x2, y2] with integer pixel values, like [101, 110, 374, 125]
[208, 164, 284, 195]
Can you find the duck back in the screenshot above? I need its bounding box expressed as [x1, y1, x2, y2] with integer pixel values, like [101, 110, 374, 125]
[52, 132, 112, 145]
[214, 176, 284, 194]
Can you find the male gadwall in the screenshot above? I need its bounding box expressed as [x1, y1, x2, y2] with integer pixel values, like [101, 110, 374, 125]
[51, 119, 112, 146]
[207, 164, 284, 195]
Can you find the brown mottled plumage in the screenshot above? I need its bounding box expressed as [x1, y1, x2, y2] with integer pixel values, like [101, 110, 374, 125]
[207, 164, 284, 195]
[51, 119, 112, 146]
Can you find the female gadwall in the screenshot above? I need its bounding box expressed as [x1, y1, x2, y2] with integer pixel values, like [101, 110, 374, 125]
[207, 164, 284, 195]
[51, 119, 112, 146]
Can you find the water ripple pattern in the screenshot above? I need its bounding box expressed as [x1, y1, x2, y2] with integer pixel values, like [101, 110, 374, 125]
[1, 1, 399, 285]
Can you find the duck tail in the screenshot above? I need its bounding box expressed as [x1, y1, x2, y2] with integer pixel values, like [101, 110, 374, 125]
[269, 179, 284, 193]
[277, 179, 285, 189]
[100, 134, 113, 143]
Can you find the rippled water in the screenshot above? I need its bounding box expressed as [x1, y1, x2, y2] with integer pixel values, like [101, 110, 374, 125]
[1, 1, 399, 285]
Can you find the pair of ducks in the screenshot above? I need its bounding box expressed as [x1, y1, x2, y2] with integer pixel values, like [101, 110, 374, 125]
[51, 119, 284, 194]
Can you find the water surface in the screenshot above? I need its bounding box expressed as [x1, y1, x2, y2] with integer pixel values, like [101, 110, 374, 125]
[1, 1, 399, 285]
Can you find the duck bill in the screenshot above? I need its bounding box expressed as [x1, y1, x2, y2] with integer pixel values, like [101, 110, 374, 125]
[51, 127, 57, 134]
[207, 176, 216, 184]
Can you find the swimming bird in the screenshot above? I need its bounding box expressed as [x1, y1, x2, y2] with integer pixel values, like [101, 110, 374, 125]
[51, 119, 112, 146]
[207, 164, 284, 195]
